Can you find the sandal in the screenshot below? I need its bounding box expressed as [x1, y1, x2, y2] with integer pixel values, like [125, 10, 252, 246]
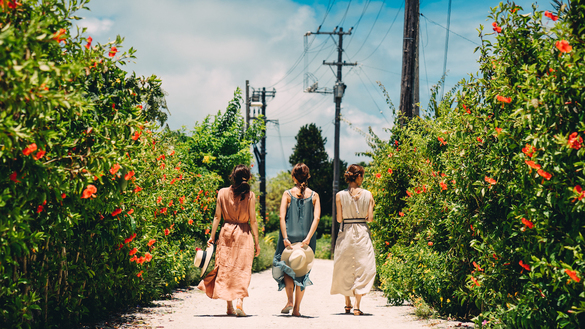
[354, 309, 364, 316]
[235, 306, 247, 317]
[344, 305, 353, 314]
[227, 306, 235, 316]
[281, 305, 293, 314]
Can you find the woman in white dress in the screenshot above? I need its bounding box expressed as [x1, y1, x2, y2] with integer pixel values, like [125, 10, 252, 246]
[330, 164, 376, 315]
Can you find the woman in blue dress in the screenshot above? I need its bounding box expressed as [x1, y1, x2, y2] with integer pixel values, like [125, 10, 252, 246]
[272, 163, 321, 317]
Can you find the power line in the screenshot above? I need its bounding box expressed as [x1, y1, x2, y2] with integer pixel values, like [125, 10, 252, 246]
[419, 13, 480, 46]
[358, 2, 403, 62]
[361, 64, 400, 75]
[356, 67, 390, 124]
[338, 0, 352, 27]
[344, 0, 371, 49]
[350, 0, 386, 58]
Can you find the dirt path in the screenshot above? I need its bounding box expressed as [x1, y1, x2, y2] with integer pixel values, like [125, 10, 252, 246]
[104, 259, 472, 329]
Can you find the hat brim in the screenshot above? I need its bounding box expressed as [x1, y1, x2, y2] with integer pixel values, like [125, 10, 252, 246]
[281, 242, 314, 277]
[196, 244, 214, 277]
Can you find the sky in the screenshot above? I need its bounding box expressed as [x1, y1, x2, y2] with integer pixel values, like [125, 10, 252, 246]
[77, 0, 551, 178]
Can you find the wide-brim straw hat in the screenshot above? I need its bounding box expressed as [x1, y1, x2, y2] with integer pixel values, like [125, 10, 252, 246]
[281, 242, 314, 277]
[193, 244, 214, 277]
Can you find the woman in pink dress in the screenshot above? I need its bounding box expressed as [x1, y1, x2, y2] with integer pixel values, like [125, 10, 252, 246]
[198, 165, 261, 316]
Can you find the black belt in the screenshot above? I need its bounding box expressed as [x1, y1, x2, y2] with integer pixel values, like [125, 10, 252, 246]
[341, 218, 367, 232]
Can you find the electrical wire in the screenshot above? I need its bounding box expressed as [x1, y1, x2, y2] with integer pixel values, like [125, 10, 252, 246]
[355, 67, 390, 124]
[338, 0, 352, 27]
[420, 20, 431, 101]
[361, 64, 400, 76]
[419, 13, 480, 46]
[439, 0, 452, 101]
[344, 0, 371, 49]
[350, 0, 386, 58]
[358, 2, 403, 62]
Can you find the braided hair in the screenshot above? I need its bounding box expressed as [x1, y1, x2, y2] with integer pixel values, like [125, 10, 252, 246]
[292, 163, 310, 198]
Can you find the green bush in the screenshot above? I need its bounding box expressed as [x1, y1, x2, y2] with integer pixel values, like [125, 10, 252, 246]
[315, 235, 331, 259]
[366, 3, 585, 327]
[252, 235, 276, 273]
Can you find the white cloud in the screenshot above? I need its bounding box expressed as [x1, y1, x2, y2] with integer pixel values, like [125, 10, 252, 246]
[77, 17, 114, 36]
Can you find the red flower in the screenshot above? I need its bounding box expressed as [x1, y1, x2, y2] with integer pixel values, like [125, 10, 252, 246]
[168, 200, 174, 207]
[23, 143, 38, 156]
[484, 176, 497, 185]
[477, 137, 483, 143]
[127, 209, 134, 215]
[136, 271, 143, 277]
[37, 205, 44, 213]
[33, 150, 46, 160]
[205, 229, 210, 235]
[156, 196, 162, 204]
[136, 256, 145, 264]
[522, 144, 535, 157]
[134, 186, 142, 193]
[164, 228, 170, 236]
[145, 252, 153, 262]
[440, 182, 447, 190]
[555, 40, 572, 53]
[147, 239, 156, 246]
[188, 219, 194, 225]
[537, 169, 552, 180]
[375, 173, 381, 179]
[544, 10, 558, 21]
[110, 163, 121, 175]
[573, 185, 585, 202]
[124, 170, 135, 180]
[519, 260, 531, 271]
[492, 22, 502, 33]
[170, 150, 175, 156]
[157, 155, 166, 161]
[203, 205, 208, 211]
[9, 172, 20, 183]
[109, 46, 118, 57]
[161, 207, 168, 214]
[521, 218, 534, 229]
[81, 185, 97, 199]
[462, 104, 470, 114]
[471, 276, 480, 287]
[170, 178, 177, 184]
[179, 196, 185, 204]
[129, 248, 138, 256]
[111, 208, 122, 217]
[495, 127, 502, 135]
[406, 190, 413, 197]
[124, 233, 137, 244]
[131, 131, 141, 141]
[496, 95, 511, 103]
[437, 137, 447, 145]
[399, 212, 405, 217]
[524, 160, 541, 170]
[473, 261, 484, 272]
[428, 242, 433, 246]
[85, 36, 92, 49]
[61, 193, 66, 199]
[385, 241, 390, 246]
[565, 269, 580, 282]
[51, 28, 67, 43]
[387, 168, 393, 174]
[568, 132, 583, 150]
[129, 255, 137, 262]
[6, 1, 22, 9]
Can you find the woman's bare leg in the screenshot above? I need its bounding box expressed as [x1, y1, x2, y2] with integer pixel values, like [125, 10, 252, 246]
[355, 294, 363, 311]
[292, 285, 305, 316]
[345, 296, 352, 308]
[226, 300, 235, 315]
[282, 274, 294, 311]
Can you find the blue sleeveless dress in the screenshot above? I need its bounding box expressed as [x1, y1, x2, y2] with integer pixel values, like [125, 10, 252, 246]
[272, 190, 317, 291]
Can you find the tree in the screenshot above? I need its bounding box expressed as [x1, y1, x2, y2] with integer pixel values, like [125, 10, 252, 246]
[289, 123, 346, 217]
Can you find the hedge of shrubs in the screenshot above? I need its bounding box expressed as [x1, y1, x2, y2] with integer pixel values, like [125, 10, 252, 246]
[365, 3, 585, 328]
[0, 1, 262, 327]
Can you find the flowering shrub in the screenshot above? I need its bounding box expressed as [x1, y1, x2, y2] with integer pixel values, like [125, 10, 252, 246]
[366, 3, 585, 327]
[0, 1, 256, 327]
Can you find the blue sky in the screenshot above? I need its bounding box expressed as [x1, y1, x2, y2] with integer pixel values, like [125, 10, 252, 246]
[77, 0, 551, 178]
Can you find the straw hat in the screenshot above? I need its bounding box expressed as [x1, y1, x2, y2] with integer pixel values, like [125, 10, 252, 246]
[281, 242, 314, 277]
[193, 244, 214, 277]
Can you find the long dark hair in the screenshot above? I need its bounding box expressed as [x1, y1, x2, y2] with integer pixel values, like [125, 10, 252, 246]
[292, 163, 310, 198]
[344, 164, 365, 183]
[230, 164, 251, 201]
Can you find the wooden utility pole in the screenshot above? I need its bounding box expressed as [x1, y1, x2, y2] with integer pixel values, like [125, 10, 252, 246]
[245, 80, 250, 130]
[399, 0, 420, 123]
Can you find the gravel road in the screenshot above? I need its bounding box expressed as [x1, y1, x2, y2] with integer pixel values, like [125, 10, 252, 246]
[99, 259, 473, 329]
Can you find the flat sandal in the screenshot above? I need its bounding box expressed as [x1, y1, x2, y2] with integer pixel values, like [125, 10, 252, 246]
[344, 305, 353, 314]
[353, 309, 364, 316]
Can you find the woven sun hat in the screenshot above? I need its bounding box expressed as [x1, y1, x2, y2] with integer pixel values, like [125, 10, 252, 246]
[193, 244, 214, 277]
[281, 242, 314, 277]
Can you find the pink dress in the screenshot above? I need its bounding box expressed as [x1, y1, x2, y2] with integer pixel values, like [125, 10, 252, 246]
[197, 188, 255, 300]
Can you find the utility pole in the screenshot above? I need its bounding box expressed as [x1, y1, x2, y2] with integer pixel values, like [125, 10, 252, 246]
[250, 86, 276, 226]
[399, 0, 420, 123]
[305, 26, 356, 255]
[245, 80, 250, 130]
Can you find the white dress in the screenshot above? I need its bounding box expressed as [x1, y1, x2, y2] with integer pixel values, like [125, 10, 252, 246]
[330, 189, 376, 296]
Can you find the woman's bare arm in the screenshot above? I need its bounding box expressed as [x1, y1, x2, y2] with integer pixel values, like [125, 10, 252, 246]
[208, 195, 223, 246]
[248, 192, 261, 257]
[336, 192, 343, 223]
[279, 191, 292, 248]
[302, 192, 321, 246]
[366, 192, 375, 223]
